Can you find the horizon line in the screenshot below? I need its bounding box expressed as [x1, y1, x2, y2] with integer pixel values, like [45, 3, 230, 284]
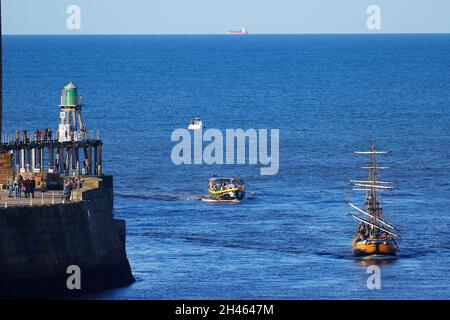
[2, 31, 450, 36]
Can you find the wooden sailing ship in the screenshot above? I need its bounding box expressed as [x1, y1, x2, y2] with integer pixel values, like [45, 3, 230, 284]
[348, 145, 400, 257]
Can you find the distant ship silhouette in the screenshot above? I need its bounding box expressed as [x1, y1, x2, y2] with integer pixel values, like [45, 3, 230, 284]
[226, 26, 248, 35]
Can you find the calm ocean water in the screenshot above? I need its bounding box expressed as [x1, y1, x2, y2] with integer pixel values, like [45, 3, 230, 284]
[3, 34, 450, 299]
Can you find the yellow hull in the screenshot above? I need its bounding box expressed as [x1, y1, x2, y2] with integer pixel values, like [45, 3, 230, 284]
[352, 238, 398, 257]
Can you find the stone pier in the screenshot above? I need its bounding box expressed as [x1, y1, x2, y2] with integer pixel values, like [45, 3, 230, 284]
[0, 175, 135, 298]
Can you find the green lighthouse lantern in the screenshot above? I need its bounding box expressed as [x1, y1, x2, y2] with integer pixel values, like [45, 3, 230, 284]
[61, 81, 81, 107]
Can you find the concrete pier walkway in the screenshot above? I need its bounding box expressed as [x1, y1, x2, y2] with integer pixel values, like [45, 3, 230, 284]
[0, 189, 75, 207]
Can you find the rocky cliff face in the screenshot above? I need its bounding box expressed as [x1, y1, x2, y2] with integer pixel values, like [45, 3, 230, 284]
[0, 175, 134, 298]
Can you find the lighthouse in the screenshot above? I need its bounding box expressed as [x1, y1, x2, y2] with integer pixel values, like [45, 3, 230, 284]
[55, 82, 101, 176]
[58, 82, 85, 142]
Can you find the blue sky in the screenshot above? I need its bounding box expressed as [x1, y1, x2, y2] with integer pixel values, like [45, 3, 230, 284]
[2, 0, 450, 34]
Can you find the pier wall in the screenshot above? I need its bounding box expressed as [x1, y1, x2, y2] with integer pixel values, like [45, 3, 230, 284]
[0, 175, 134, 298]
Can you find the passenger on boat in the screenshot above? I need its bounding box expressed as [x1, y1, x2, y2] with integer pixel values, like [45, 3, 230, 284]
[356, 224, 367, 240]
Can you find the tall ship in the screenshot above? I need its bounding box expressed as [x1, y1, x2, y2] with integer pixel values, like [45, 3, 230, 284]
[226, 26, 248, 35]
[348, 145, 400, 257]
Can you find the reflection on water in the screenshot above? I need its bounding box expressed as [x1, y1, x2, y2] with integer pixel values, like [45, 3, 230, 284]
[354, 255, 398, 267]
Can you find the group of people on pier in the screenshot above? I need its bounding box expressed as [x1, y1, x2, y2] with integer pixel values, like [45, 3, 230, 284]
[34, 128, 53, 141]
[7, 175, 36, 199]
[4, 175, 84, 203]
[62, 177, 83, 201]
[9, 127, 91, 145]
[11, 129, 53, 144]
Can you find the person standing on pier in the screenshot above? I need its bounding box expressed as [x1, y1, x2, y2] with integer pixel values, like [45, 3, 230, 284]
[30, 177, 36, 198]
[7, 177, 14, 197]
[13, 178, 19, 198]
[44, 128, 52, 141]
[23, 178, 30, 198]
[17, 175, 23, 198]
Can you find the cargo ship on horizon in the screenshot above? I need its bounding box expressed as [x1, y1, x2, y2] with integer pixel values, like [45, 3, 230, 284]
[226, 26, 248, 35]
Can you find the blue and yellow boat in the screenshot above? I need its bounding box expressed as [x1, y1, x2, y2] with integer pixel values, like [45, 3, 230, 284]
[203, 176, 246, 202]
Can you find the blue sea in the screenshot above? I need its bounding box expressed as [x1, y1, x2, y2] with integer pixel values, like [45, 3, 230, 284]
[3, 34, 450, 299]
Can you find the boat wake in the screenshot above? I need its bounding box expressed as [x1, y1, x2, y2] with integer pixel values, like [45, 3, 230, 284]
[182, 235, 305, 254]
[116, 191, 204, 201]
[201, 197, 242, 204]
[315, 250, 353, 260]
[397, 246, 437, 259]
[155, 193, 203, 201]
[115, 192, 152, 200]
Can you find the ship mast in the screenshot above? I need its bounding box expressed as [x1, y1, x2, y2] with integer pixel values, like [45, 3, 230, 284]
[366, 145, 382, 238]
[366, 145, 381, 219]
[350, 144, 398, 239]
